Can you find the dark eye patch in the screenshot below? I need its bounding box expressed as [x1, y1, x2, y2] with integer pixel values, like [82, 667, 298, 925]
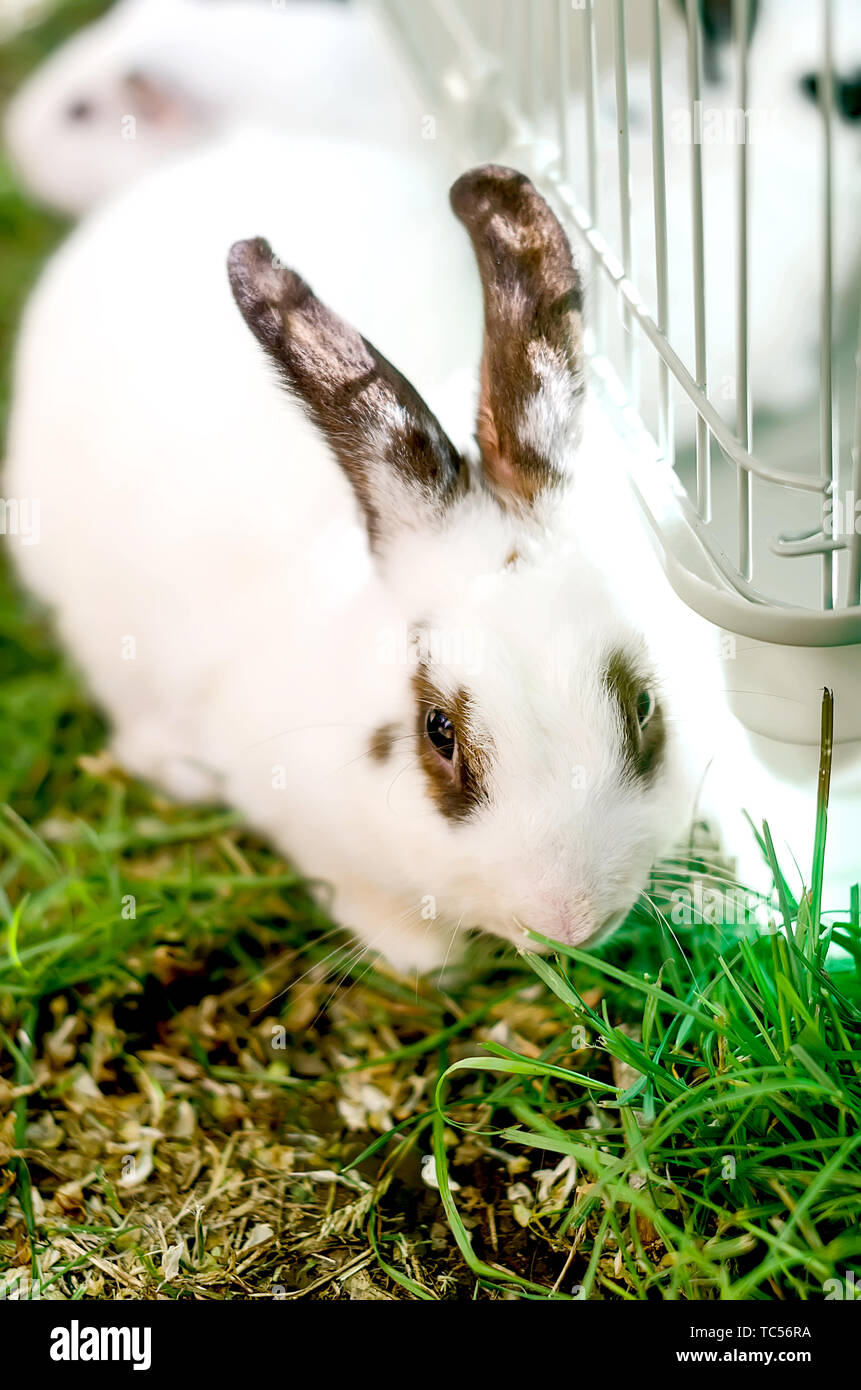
[412, 664, 490, 822]
[604, 650, 666, 784]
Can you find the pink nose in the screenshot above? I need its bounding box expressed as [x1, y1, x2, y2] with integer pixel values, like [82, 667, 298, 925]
[545, 898, 596, 947]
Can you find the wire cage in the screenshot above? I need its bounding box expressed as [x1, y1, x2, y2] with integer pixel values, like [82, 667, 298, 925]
[372, 0, 861, 746]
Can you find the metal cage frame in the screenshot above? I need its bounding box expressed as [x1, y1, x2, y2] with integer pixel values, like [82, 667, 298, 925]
[373, 0, 861, 655]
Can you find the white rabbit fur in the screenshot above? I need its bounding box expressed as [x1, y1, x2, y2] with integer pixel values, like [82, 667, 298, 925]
[5, 130, 718, 973]
[3, 0, 430, 216]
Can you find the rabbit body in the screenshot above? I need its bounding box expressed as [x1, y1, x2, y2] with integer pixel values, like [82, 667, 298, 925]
[5, 132, 706, 971]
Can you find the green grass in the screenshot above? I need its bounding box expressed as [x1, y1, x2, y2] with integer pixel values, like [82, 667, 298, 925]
[0, 0, 859, 1302]
[4, 674, 857, 1298]
[367, 697, 861, 1299]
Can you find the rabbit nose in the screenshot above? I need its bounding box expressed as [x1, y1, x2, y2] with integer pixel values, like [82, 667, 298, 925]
[554, 906, 627, 948]
[533, 895, 595, 947]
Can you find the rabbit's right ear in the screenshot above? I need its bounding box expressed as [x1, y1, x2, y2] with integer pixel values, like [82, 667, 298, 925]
[228, 239, 465, 549]
[450, 166, 585, 514]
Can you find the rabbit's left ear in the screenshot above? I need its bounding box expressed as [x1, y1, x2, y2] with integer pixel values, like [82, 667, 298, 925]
[451, 165, 585, 513]
[228, 238, 465, 549]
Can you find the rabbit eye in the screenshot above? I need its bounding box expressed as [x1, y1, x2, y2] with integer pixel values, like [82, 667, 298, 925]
[414, 671, 487, 821]
[426, 708, 456, 761]
[605, 653, 665, 783]
[800, 70, 861, 122]
[66, 99, 95, 122]
[636, 688, 655, 730]
[839, 71, 861, 121]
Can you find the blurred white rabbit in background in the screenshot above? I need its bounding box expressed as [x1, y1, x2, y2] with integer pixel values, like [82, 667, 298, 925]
[3, 0, 435, 216]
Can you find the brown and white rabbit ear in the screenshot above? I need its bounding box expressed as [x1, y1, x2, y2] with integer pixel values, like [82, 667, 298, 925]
[450, 166, 585, 513]
[228, 238, 465, 548]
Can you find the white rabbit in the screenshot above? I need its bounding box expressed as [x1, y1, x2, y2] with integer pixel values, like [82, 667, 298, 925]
[3, 0, 431, 216]
[5, 131, 708, 973]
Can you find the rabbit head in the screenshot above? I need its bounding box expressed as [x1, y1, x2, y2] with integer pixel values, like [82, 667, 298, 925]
[228, 167, 693, 952]
[3, 0, 215, 216]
